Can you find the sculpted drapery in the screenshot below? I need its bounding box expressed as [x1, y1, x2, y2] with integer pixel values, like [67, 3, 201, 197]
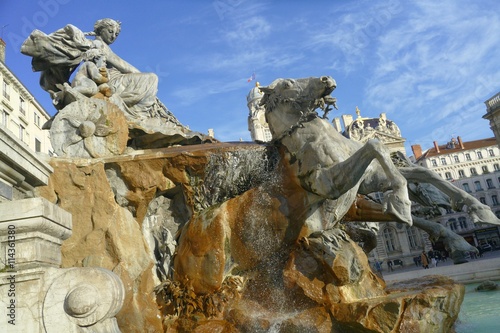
[21, 19, 214, 154]
[21, 19, 163, 120]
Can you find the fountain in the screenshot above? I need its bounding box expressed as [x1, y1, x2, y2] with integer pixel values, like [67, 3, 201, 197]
[17, 19, 500, 332]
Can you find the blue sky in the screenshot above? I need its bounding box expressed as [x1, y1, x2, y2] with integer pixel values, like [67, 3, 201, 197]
[1, 0, 499, 156]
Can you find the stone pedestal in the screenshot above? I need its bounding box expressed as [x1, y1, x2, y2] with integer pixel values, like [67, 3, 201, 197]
[0, 197, 124, 332]
[0, 197, 72, 269]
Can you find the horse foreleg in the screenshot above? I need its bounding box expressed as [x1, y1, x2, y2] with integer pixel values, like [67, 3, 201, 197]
[400, 166, 500, 225]
[305, 139, 412, 224]
[412, 215, 477, 264]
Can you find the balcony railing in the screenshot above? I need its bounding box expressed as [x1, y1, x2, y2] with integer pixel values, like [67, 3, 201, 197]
[486, 92, 500, 111]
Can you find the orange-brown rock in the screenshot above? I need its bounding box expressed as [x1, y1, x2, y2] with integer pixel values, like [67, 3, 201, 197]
[38, 159, 164, 332]
[283, 230, 386, 307]
[36, 143, 465, 333]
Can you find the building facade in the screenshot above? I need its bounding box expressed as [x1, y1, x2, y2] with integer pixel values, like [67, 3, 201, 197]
[335, 108, 433, 266]
[411, 137, 500, 250]
[0, 39, 53, 156]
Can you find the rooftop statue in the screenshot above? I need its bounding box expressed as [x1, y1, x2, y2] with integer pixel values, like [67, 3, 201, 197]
[21, 19, 213, 157]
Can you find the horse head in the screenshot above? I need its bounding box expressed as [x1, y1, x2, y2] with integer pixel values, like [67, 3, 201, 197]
[260, 76, 336, 112]
[259, 76, 336, 137]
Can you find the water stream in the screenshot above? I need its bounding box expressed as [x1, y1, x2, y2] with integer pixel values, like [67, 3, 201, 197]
[455, 281, 500, 332]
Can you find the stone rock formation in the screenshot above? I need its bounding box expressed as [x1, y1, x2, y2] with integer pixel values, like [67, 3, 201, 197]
[37, 142, 465, 332]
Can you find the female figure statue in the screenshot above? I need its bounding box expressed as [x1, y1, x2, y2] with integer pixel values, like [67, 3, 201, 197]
[89, 19, 162, 119]
[21, 19, 213, 151]
[21, 18, 176, 122]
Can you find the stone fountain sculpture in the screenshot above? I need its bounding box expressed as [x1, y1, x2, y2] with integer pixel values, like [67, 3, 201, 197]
[21, 18, 214, 158]
[159, 77, 499, 331]
[19, 19, 500, 333]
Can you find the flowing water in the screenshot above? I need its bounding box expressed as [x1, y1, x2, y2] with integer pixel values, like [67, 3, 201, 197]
[455, 281, 500, 332]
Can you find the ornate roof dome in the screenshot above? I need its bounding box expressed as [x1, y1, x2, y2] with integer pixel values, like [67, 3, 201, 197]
[246, 82, 263, 103]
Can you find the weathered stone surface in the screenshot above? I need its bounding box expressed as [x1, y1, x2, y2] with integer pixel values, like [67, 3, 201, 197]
[43, 267, 124, 332]
[37, 143, 276, 332]
[38, 159, 163, 332]
[0, 196, 124, 333]
[37, 143, 466, 333]
[385, 276, 464, 333]
[50, 98, 129, 158]
[283, 229, 386, 307]
[0, 197, 72, 269]
[278, 307, 333, 333]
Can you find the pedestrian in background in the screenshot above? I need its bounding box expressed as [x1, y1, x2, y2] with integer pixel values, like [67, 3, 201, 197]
[421, 250, 430, 269]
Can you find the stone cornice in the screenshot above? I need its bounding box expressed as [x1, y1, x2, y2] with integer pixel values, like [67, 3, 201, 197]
[0, 126, 52, 188]
[0, 61, 51, 118]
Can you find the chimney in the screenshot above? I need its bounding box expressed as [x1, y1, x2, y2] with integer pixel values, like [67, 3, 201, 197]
[0, 38, 5, 63]
[457, 136, 465, 149]
[411, 144, 422, 160]
[433, 141, 440, 153]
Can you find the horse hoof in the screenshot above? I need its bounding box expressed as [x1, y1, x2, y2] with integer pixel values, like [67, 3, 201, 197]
[468, 204, 500, 225]
[383, 193, 412, 225]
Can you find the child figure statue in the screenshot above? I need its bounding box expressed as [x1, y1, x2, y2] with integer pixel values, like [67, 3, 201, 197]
[72, 48, 113, 98]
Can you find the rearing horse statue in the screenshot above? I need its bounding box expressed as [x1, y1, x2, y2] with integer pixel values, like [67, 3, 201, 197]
[260, 76, 413, 225]
[173, 76, 499, 295]
[259, 76, 500, 260]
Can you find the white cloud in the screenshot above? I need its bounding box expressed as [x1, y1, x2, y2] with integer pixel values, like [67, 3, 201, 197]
[358, 0, 500, 149]
[223, 16, 271, 43]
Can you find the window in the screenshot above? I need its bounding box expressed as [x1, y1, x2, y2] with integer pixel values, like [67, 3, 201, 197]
[441, 158, 447, 165]
[406, 226, 420, 249]
[458, 217, 468, 229]
[495, 164, 500, 171]
[470, 167, 477, 175]
[1, 110, 8, 127]
[475, 181, 483, 191]
[480, 197, 486, 204]
[445, 172, 452, 180]
[35, 138, 41, 153]
[448, 218, 457, 231]
[465, 153, 471, 161]
[489, 149, 495, 157]
[33, 112, 41, 127]
[383, 227, 398, 252]
[482, 166, 489, 174]
[454, 155, 460, 163]
[487, 179, 494, 189]
[432, 159, 437, 167]
[372, 192, 384, 202]
[19, 124, 25, 141]
[477, 151, 483, 159]
[2, 80, 9, 100]
[19, 97, 26, 115]
[458, 170, 465, 178]
[463, 183, 471, 192]
[492, 195, 499, 206]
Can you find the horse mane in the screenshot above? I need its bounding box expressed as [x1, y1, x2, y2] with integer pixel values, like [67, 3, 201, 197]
[259, 79, 304, 114]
